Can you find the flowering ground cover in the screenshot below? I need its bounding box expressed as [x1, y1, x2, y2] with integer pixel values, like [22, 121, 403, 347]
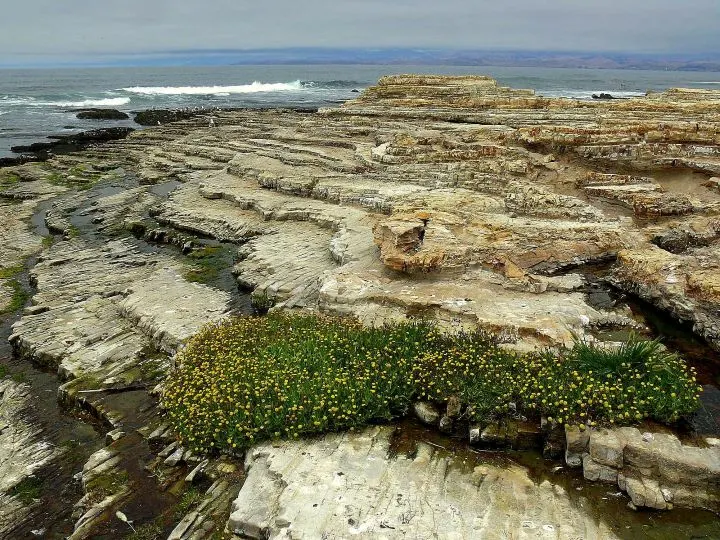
[161, 312, 701, 454]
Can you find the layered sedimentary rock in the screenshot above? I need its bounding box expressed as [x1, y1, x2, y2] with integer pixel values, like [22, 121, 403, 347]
[0, 380, 60, 536]
[229, 426, 620, 539]
[565, 426, 720, 512]
[2, 74, 720, 536]
[116, 75, 718, 350]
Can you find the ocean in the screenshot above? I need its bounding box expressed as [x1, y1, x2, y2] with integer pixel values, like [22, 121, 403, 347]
[1, 64, 720, 158]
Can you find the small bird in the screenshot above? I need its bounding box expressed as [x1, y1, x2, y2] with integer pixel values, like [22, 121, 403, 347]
[116, 511, 136, 532]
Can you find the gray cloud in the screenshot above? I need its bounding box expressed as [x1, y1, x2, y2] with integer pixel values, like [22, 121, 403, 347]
[2, 0, 718, 64]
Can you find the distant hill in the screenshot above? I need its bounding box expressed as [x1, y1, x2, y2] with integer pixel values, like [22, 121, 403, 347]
[16, 48, 719, 71]
[162, 48, 720, 71]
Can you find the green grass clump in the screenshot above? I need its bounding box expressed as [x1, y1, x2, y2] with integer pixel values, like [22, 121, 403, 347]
[162, 313, 701, 454]
[415, 333, 700, 428]
[47, 169, 97, 190]
[250, 290, 276, 315]
[127, 521, 163, 540]
[183, 246, 233, 285]
[10, 476, 43, 505]
[0, 265, 23, 280]
[163, 313, 438, 452]
[0, 265, 29, 315]
[0, 173, 21, 191]
[174, 487, 204, 519]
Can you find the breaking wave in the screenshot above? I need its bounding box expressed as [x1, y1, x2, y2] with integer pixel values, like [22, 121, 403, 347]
[1, 96, 36, 105]
[538, 90, 646, 100]
[42, 97, 131, 107]
[121, 81, 305, 95]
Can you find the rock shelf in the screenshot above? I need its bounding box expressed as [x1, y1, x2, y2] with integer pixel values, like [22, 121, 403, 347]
[1, 74, 719, 537]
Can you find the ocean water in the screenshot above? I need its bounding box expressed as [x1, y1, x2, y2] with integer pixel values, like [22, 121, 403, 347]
[1, 64, 720, 158]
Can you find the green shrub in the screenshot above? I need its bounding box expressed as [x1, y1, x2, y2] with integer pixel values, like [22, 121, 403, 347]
[162, 313, 701, 454]
[162, 313, 439, 452]
[250, 290, 276, 315]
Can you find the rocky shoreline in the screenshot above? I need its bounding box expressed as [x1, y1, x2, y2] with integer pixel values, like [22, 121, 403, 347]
[1, 75, 720, 538]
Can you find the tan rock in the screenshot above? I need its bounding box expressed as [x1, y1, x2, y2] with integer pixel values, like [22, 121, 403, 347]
[583, 455, 618, 484]
[413, 402, 440, 426]
[624, 476, 668, 510]
[565, 425, 590, 468]
[589, 429, 625, 468]
[228, 426, 621, 539]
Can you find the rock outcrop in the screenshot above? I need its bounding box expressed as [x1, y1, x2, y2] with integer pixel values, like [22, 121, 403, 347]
[74, 109, 130, 120]
[2, 74, 720, 537]
[229, 426, 620, 539]
[568, 427, 720, 513]
[0, 380, 60, 536]
[10, 127, 135, 155]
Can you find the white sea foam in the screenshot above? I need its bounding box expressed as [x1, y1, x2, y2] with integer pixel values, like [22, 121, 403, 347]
[1, 96, 36, 105]
[691, 81, 720, 84]
[41, 97, 131, 107]
[121, 81, 304, 95]
[538, 90, 646, 100]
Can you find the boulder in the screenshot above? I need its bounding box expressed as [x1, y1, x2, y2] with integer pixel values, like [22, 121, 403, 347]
[469, 425, 481, 444]
[133, 108, 214, 126]
[446, 395, 462, 419]
[228, 427, 617, 538]
[565, 425, 590, 468]
[438, 414, 454, 434]
[589, 429, 625, 468]
[582, 455, 618, 483]
[624, 476, 668, 510]
[702, 177, 720, 192]
[412, 401, 440, 426]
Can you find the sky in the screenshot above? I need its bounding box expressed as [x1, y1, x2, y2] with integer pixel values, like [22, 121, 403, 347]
[2, 0, 718, 66]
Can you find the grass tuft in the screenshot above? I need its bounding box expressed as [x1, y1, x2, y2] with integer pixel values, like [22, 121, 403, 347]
[183, 246, 233, 285]
[0, 265, 30, 315]
[250, 290, 276, 315]
[127, 521, 163, 540]
[173, 487, 204, 520]
[10, 476, 43, 505]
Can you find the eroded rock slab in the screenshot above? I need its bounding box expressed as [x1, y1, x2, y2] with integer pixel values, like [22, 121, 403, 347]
[229, 426, 619, 539]
[0, 380, 60, 535]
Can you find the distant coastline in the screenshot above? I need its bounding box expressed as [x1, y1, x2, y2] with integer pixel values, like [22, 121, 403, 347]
[4, 48, 720, 71]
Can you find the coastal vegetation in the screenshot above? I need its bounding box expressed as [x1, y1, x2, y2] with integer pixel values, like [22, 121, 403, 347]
[182, 245, 235, 286]
[0, 265, 30, 315]
[0, 173, 21, 190]
[161, 312, 701, 455]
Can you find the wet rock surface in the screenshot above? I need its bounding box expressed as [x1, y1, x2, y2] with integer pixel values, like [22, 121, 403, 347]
[10, 127, 135, 156]
[1, 75, 720, 537]
[230, 426, 617, 539]
[74, 109, 130, 120]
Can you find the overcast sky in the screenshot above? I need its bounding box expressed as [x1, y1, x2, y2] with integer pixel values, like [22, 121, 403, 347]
[3, 0, 718, 65]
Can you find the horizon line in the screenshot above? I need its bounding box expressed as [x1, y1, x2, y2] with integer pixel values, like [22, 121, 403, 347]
[3, 47, 720, 70]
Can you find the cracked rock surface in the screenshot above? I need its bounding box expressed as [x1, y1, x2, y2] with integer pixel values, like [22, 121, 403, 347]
[1, 74, 720, 537]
